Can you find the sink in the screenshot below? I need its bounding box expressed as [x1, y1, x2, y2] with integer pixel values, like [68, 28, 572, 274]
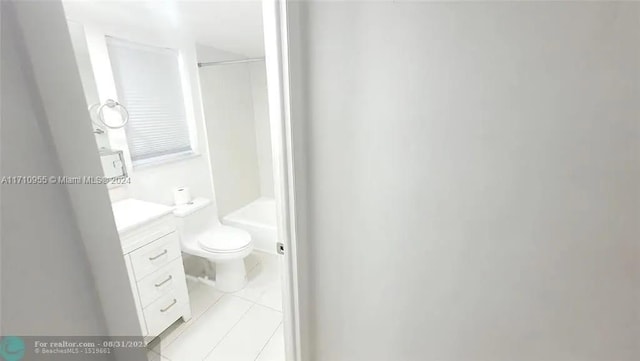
[111, 198, 174, 235]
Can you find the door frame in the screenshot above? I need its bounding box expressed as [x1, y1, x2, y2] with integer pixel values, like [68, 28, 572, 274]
[19, 0, 304, 358]
[262, 1, 302, 360]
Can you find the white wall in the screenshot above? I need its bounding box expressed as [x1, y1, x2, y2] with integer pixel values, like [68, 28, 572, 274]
[1, 3, 144, 359]
[67, 20, 110, 149]
[197, 45, 263, 216]
[62, 13, 216, 206]
[288, 2, 640, 361]
[249, 62, 275, 198]
[1, 6, 108, 338]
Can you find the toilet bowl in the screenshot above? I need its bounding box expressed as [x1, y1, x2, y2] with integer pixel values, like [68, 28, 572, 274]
[173, 198, 253, 292]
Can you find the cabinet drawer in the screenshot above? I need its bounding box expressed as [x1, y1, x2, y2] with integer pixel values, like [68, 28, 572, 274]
[137, 258, 188, 308]
[143, 291, 187, 337]
[130, 232, 181, 280]
[119, 215, 176, 254]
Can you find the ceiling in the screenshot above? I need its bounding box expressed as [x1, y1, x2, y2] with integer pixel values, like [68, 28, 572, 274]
[62, 0, 265, 57]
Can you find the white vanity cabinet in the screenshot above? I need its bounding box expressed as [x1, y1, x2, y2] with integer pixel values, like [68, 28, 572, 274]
[112, 199, 191, 343]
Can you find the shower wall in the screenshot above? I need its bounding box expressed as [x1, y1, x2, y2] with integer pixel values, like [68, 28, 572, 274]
[197, 44, 273, 217]
[249, 62, 275, 198]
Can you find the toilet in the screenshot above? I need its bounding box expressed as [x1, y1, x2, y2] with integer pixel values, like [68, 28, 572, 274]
[173, 197, 253, 292]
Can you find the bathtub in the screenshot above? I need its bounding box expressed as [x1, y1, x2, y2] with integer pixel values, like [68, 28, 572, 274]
[222, 197, 278, 254]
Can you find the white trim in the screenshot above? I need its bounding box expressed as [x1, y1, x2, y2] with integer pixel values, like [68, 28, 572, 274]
[262, 1, 302, 361]
[132, 150, 200, 169]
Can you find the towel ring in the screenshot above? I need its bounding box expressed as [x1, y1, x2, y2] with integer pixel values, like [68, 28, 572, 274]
[90, 99, 129, 129]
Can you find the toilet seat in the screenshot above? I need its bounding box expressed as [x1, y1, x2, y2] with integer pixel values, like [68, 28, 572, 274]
[196, 226, 252, 253]
[173, 197, 253, 292]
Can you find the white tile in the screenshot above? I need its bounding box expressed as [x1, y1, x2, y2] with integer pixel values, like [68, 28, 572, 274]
[256, 284, 283, 312]
[244, 252, 261, 273]
[161, 295, 252, 361]
[231, 266, 265, 302]
[148, 282, 225, 353]
[256, 252, 280, 269]
[147, 350, 171, 361]
[255, 323, 285, 361]
[189, 282, 225, 320]
[204, 304, 282, 361]
[147, 319, 187, 355]
[252, 255, 282, 311]
[233, 253, 282, 310]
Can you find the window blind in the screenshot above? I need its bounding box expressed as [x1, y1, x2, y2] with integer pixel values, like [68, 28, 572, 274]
[106, 37, 192, 164]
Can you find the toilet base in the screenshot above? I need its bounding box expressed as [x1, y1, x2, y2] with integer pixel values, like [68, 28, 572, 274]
[213, 259, 247, 293]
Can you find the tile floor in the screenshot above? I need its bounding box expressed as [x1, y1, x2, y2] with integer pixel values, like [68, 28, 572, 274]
[147, 252, 284, 361]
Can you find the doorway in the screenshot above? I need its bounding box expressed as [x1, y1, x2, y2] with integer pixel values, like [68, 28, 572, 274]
[61, 1, 299, 360]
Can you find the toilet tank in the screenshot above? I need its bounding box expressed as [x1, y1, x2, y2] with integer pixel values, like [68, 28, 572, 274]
[173, 198, 219, 236]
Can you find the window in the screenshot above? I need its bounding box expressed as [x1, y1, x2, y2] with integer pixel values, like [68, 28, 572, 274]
[107, 37, 193, 165]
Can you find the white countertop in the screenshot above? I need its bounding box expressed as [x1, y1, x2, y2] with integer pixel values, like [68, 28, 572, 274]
[111, 198, 174, 234]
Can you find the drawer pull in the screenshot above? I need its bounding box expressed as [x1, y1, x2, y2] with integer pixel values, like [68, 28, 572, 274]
[160, 299, 177, 313]
[154, 275, 173, 287]
[148, 249, 168, 261]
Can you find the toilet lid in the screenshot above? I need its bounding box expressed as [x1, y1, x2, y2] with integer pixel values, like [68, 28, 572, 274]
[197, 226, 252, 253]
